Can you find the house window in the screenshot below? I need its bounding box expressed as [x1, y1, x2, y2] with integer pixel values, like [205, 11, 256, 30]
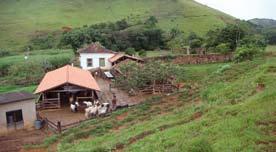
[87, 58, 93, 67]
[6, 109, 24, 128]
[99, 58, 105, 67]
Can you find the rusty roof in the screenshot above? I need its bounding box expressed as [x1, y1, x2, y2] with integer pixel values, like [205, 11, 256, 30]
[78, 42, 116, 54]
[35, 65, 101, 94]
[109, 53, 143, 63]
[0, 92, 35, 105]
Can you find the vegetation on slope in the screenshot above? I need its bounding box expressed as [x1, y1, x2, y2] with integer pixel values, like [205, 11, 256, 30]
[0, 49, 74, 93]
[249, 18, 276, 28]
[0, 0, 234, 50]
[31, 47, 276, 152]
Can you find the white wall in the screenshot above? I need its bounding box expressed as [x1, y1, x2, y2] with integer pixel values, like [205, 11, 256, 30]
[0, 100, 36, 134]
[79, 53, 115, 70]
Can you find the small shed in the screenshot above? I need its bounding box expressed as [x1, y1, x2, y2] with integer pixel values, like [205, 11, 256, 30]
[35, 65, 101, 109]
[109, 53, 143, 66]
[0, 92, 36, 133]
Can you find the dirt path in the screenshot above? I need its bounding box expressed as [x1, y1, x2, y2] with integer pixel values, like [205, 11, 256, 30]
[256, 119, 276, 151]
[0, 129, 50, 152]
[96, 78, 148, 106]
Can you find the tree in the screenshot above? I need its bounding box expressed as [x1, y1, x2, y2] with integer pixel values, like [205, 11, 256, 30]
[205, 24, 246, 51]
[167, 28, 185, 53]
[115, 19, 129, 30]
[60, 28, 89, 53]
[169, 28, 182, 39]
[190, 39, 203, 50]
[240, 35, 267, 50]
[188, 32, 200, 41]
[145, 16, 158, 27]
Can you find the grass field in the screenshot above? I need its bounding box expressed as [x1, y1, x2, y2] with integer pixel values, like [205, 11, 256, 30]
[0, 49, 74, 93]
[29, 47, 276, 152]
[0, 0, 234, 50]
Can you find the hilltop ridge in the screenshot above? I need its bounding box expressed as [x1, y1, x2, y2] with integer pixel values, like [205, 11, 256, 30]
[0, 0, 235, 50]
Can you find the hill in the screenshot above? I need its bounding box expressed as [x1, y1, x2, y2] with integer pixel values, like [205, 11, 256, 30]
[0, 0, 235, 50]
[26, 46, 276, 152]
[249, 18, 276, 28]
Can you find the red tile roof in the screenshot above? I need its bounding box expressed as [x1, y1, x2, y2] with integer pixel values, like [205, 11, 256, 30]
[35, 65, 100, 94]
[78, 42, 116, 54]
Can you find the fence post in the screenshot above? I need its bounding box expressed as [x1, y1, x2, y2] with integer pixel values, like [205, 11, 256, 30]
[45, 118, 49, 131]
[57, 121, 61, 134]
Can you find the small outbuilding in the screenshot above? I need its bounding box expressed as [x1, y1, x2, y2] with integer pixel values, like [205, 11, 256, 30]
[0, 92, 36, 133]
[35, 65, 101, 109]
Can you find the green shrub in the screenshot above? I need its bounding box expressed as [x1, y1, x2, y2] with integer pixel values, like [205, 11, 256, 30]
[125, 47, 136, 56]
[30, 33, 59, 50]
[215, 43, 231, 54]
[0, 49, 11, 57]
[188, 138, 213, 152]
[234, 45, 261, 62]
[138, 50, 147, 57]
[214, 64, 231, 74]
[8, 61, 45, 85]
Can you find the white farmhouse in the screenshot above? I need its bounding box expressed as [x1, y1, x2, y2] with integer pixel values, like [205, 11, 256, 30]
[78, 43, 143, 70]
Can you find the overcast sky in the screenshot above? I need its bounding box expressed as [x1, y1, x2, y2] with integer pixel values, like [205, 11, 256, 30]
[195, 0, 276, 20]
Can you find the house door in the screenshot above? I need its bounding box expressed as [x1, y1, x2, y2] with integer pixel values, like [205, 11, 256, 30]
[6, 109, 24, 130]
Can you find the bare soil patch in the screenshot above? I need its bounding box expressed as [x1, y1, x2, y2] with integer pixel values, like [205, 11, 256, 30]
[0, 129, 50, 152]
[116, 112, 128, 121]
[39, 108, 86, 125]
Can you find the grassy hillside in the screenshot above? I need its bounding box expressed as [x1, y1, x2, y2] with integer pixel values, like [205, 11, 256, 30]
[0, 0, 234, 50]
[30, 47, 276, 152]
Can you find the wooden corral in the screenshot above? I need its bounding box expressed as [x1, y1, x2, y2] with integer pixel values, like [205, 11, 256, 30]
[36, 84, 98, 109]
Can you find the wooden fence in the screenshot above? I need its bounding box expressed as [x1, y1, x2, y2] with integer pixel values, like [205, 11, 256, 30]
[36, 99, 61, 110]
[139, 84, 178, 94]
[37, 112, 110, 134]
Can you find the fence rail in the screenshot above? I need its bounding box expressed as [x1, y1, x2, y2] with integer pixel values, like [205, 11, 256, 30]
[37, 112, 107, 134]
[139, 84, 178, 94]
[36, 99, 61, 110]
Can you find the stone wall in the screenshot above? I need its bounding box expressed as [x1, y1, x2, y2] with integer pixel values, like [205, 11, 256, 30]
[173, 54, 233, 64]
[145, 53, 233, 65]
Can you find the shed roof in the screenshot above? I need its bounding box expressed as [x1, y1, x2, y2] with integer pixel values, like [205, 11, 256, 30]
[35, 65, 101, 94]
[78, 42, 116, 54]
[0, 92, 35, 105]
[109, 53, 143, 63]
